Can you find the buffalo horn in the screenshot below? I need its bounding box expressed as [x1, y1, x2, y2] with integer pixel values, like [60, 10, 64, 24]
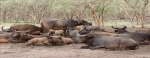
[76, 30, 92, 37]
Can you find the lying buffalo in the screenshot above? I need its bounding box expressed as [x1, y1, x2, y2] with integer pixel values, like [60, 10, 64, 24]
[7, 24, 43, 35]
[112, 26, 150, 45]
[41, 18, 92, 37]
[25, 35, 52, 46]
[113, 33, 150, 45]
[75, 31, 139, 50]
[112, 26, 127, 34]
[60, 37, 74, 45]
[0, 30, 30, 43]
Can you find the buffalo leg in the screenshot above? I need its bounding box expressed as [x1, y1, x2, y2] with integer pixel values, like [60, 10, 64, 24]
[90, 46, 103, 50]
[7, 39, 18, 43]
[66, 28, 73, 37]
[139, 41, 150, 45]
[44, 41, 52, 46]
[63, 29, 67, 37]
[119, 44, 126, 50]
[0, 38, 9, 43]
[31, 31, 40, 35]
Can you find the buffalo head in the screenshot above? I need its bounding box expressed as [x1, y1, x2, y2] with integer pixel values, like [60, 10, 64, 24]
[51, 35, 63, 46]
[75, 30, 93, 43]
[78, 19, 92, 26]
[112, 26, 127, 34]
[13, 30, 30, 38]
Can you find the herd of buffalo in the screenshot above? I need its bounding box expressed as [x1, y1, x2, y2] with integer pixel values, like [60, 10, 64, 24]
[0, 18, 150, 51]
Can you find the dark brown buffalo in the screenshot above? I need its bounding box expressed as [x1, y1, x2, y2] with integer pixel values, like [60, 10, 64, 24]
[112, 26, 127, 34]
[113, 33, 150, 45]
[9, 24, 43, 35]
[41, 18, 92, 37]
[111, 26, 150, 45]
[0, 30, 30, 43]
[75, 31, 139, 50]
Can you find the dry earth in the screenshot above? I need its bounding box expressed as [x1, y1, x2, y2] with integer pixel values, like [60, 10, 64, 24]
[0, 43, 150, 58]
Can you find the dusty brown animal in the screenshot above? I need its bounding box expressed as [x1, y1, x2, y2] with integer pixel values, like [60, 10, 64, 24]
[0, 38, 9, 43]
[72, 26, 83, 30]
[50, 36, 63, 46]
[25, 36, 52, 46]
[60, 37, 74, 45]
[0, 30, 30, 43]
[9, 24, 43, 35]
[54, 30, 64, 36]
[49, 29, 64, 36]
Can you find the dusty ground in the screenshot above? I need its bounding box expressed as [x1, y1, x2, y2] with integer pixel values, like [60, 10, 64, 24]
[0, 43, 150, 58]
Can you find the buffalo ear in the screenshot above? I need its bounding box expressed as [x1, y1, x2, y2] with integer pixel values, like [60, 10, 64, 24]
[122, 26, 127, 30]
[112, 26, 119, 29]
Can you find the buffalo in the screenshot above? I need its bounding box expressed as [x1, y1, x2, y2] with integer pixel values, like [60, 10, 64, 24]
[60, 37, 74, 45]
[0, 30, 30, 43]
[7, 24, 43, 35]
[25, 35, 52, 46]
[75, 31, 139, 50]
[41, 18, 92, 37]
[112, 26, 150, 45]
[112, 26, 127, 34]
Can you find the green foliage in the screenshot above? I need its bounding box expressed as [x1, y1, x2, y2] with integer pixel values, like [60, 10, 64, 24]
[0, 0, 150, 27]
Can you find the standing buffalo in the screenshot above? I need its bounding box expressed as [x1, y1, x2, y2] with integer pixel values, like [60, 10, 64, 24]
[41, 18, 92, 37]
[7, 24, 43, 35]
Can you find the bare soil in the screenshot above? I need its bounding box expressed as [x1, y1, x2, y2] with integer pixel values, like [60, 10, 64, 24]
[0, 43, 150, 58]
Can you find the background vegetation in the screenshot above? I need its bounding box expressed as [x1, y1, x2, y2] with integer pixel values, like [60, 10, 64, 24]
[0, 0, 150, 28]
